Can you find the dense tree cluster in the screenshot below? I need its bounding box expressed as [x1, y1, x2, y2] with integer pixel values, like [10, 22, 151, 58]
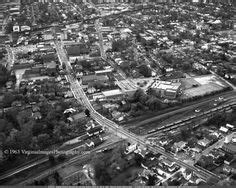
[92, 142, 143, 185]
[118, 89, 164, 117]
[0, 64, 15, 88]
[1, 100, 85, 162]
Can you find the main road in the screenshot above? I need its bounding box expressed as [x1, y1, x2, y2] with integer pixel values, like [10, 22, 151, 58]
[54, 40, 221, 182]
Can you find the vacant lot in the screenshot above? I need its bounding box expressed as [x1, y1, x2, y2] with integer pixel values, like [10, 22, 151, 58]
[181, 75, 228, 99]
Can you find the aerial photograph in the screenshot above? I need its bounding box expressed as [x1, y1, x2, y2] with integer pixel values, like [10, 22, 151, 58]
[0, 0, 236, 186]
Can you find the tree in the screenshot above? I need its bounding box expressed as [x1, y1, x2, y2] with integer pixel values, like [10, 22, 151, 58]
[62, 64, 66, 70]
[138, 64, 152, 77]
[85, 109, 90, 117]
[188, 137, 198, 148]
[57, 154, 66, 162]
[5, 22, 13, 34]
[112, 39, 129, 52]
[134, 153, 143, 166]
[146, 97, 161, 111]
[146, 174, 156, 186]
[180, 128, 190, 141]
[0, 64, 10, 88]
[182, 61, 192, 70]
[49, 155, 55, 165]
[5, 109, 20, 128]
[53, 171, 62, 185]
[37, 133, 50, 148]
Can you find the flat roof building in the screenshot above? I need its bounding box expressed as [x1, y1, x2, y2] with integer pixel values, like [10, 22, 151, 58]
[149, 80, 181, 99]
[102, 89, 124, 100]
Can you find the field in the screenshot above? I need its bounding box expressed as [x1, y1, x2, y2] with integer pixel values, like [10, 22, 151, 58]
[181, 75, 228, 99]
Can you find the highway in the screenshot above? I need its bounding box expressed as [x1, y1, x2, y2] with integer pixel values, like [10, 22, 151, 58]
[54, 40, 221, 182]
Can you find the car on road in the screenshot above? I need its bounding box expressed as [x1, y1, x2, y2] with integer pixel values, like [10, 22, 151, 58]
[219, 97, 224, 101]
[194, 109, 201, 113]
[213, 103, 218, 106]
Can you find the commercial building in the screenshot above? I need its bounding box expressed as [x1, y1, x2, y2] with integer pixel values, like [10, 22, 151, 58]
[149, 80, 181, 99]
[101, 89, 124, 100]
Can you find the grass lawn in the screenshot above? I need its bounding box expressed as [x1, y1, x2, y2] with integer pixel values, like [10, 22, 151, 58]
[111, 166, 143, 186]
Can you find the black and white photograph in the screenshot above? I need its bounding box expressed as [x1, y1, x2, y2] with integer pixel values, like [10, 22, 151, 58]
[0, 0, 236, 186]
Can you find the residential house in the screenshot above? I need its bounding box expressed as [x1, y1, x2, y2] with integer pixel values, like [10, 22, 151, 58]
[87, 126, 104, 137]
[197, 138, 211, 148]
[32, 112, 42, 120]
[219, 126, 228, 134]
[124, 144, 137, 155]
[182, 168, 192, 181]
[160, 158, 177, 172]
[173, 141, 187, 153]
[226, 123, 235, 130]
[85, 136, 103, 148]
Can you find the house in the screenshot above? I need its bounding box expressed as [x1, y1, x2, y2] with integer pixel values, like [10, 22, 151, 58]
[188, 175, 205, 185]
[64, 91, 73, 98]
[85, 137, 103, 148]
[67, 117, 74, 123]
[173, 141, 187, 153]
[125, 144, 137, 155]
[159, 139, 169, 146]
[85, 120, 96, 130]
[189, 147, 202, 155]
[32, 112, 42, 120]
[219, 126, 228, 134]
[6, 81, 13, 89]
[11, 101, 22, 107]
[32, 105, 40, 112]
[226, 123, 235, 130]
[111, 110, 122, 119]
[87, 126, 104, 137]
[161, 158, 179, 173]
[222, 165, 232, 175]
[209, 131, 220, 139]
[64, 108, 76, 114]
[87, 87, 96, 94]
[161, 158, 175, 168]
[197, 138, 211, 148]
[208, 150, 223, 160]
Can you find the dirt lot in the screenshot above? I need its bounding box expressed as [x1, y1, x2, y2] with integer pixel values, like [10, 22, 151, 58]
[181, 75, 228, 99]
[182, 83, 224, 98]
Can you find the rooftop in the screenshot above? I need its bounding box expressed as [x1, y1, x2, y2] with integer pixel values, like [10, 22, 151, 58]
[150, 80, 181, 91]
[102, 89, 123, 97]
